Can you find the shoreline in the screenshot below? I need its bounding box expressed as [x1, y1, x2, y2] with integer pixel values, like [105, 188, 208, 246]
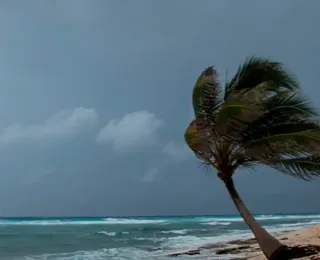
[168, 224, 320, 259]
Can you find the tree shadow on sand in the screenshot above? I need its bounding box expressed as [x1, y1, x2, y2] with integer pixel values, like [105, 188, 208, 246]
[270, 245, 320, 260]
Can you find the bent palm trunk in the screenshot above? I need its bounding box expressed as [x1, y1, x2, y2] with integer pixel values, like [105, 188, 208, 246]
[224, 178, 285, 259]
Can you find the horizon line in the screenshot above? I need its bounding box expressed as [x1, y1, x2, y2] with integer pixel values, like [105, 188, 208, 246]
[0, 212, 319, 219]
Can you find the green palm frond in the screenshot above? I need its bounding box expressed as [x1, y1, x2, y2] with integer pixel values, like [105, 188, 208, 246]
[192, 66, 222, 122]
[239, 94, 318, 143]
[246, 130, 320, 147]
[242, 128, 320, 162]
[224, 56, 299, 101]
[214, 100, 262, 134]
[242, 120, 320, 144]
[263, 156, 320, 181]
[184, 119, 213, 160]
[265, 92, 317, 117]
[231, 82, 271, 103]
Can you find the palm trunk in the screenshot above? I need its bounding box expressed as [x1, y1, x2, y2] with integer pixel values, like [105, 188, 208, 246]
[224, 177, 285, 259]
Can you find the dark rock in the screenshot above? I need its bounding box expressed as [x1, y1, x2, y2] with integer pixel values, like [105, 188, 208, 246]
[228, 239, 242, 245]
[228, 238, 256, 245]
[168, 249, 200, 257]
[199, 242, 227, 250]
[270, 245, 320, 260]
[142, 246, 162, 252]
[215, 245, 251, 255]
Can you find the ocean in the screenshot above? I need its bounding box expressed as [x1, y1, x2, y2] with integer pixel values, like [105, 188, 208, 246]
[0, 214, 319, 260]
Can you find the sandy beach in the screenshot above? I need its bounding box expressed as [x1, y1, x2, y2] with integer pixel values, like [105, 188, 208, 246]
[169, 224, 320, 259]
[239, 224, 320, 259]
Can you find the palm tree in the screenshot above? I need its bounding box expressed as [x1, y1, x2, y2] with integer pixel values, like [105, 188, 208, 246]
[184, 57, 320, 260]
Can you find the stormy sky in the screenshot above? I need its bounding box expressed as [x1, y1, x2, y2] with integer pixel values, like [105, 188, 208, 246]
[0, 0, 319, 217]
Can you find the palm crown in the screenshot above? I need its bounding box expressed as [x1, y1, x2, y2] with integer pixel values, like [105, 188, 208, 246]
[184, 56, 320, 259]
[185, 57, 320, 181]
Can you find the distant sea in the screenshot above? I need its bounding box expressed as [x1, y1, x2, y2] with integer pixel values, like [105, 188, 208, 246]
[0, 214, 320, 260]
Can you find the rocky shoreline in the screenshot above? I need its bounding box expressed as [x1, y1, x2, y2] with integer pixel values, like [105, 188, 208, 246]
[167, 236, 262, 259]
[167, 225, 320, 259]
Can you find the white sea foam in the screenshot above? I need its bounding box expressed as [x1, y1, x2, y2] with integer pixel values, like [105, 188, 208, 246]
[228, 220, 320, 238]
[0, 220, 92, 225]
[25, 247, 227, 260]
[133, 237, 166, 242]
[24, 247, 159, 260]
[103, 218, 167, 225]
[198, 214, 320, 224]
[161, 229, 189, 234]
[0, 218, 167, 226]
[96, 231, 116, 236]
[265, 220, 320, 233]
[161, 232, 253, 256]
[256, 214, 320, 221]
[25, 243, 256, 260]
[202, 221, 231, 226]
[275, 220, 320, 228]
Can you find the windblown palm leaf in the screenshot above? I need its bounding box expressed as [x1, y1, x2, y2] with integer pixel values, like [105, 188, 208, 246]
[264, 156, 320, 181]
[184, 119, 213, 161]
[239, 93, 317, 140]
[214, 100, 262, 136]
[224, 57, 299, 101]
[192, 66, 222, 125]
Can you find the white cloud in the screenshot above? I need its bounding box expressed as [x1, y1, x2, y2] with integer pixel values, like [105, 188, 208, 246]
[162, 141, 191, 162]
[97, 110, 164, 153]
[142, 167, 159, 183]
[0, 107, 98, 145]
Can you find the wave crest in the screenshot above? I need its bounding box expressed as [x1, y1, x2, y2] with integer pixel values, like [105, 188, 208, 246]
[96, 231, 116, 236]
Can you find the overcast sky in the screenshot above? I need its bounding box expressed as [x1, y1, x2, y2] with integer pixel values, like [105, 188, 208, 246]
[0, 0, 319, 217]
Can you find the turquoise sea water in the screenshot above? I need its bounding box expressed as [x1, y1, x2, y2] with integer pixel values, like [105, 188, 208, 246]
[0, 214, 319, 259]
